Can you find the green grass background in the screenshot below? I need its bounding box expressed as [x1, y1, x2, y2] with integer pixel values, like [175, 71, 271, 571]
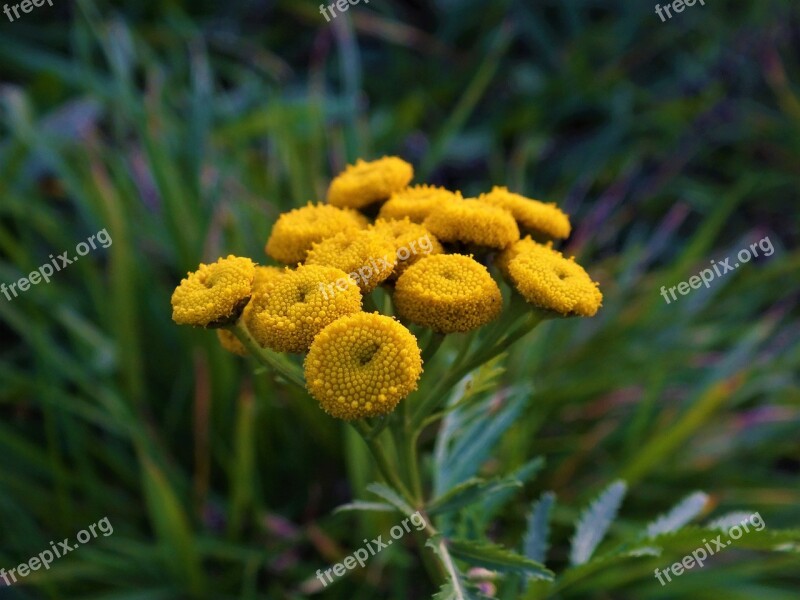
[0, 0, 798, 598]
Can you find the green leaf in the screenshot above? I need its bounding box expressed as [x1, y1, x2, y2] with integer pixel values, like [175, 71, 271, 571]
[523, 492, 556, 564]
[479, 457, 546, 520]
[646, 491, 709, 537]
[446, 538, 555, 579]
[140, 455, 204, 594]
[569, 480, 627, 566]
[435, 384, 530, 494]
[366, 482, 416, 516]
[333, 501, 396, 514]
[428, 477, 523, 516]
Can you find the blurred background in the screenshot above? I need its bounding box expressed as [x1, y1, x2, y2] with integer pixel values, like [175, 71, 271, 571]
[0, 0, 798, 598]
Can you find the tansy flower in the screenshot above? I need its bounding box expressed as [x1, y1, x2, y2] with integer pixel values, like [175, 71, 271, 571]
[478, 186, 571, 239]
[245, 264, 362, 353]
[369, 218, 444, 278]
[305, 312, 422, 420]
[252, 265, 285, 294]
[305, 230, 397, 293]
[378, 184, 461, 224]
[393, 254, 502, 333]
[327, 156, 414, 209]
[265, 203, 368, 265]
[171, 255, 255, 327]
[507, 244, 602, 317]
[217, 329, 247, 356]
[423, 199, 520, 249]
[495, 235, 540, 278]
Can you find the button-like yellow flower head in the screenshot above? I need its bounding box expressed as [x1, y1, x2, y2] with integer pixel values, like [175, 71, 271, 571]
[394, 254, 502, 333]
[478, 186, 571, 240]
[305, 313, 423, 420]
[378, 184, 461, 223]
[305, 230, 397, 293]
[265, 203, 368, 265]
[245, 264, 362, 353]
[507, 244, 602, 317]
[424, 199, 520, 249]
[370, 218, 444, 278]
[327, 156, 414, 209]
[171, 255, 255, 327]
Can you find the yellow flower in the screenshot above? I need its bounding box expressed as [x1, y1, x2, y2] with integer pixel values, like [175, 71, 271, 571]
[305, 230, 397, 293]
[394, 254, 502, 333]
[369, 218, 444, 278]
[507, 244, 602, 317]
[265, 203, 368, 265]
[171, 255, 255, 327]
[252, 265, 285, 294]
[495, 235, 540, 278]
[378, 184, 461, 223]
[305, 312, 422, 420]
[217, 329, 247, 356]
[245, 264, 362, 353]
[478, 186, 571, 239]
[327, 156, 414, 209]
[423, 199, 520, 249]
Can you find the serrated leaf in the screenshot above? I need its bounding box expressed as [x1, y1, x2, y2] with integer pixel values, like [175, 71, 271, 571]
[523, 492, 556, 564]
[569, 480, 627, 566]
[428, 477, 522, 516]
[446, 538, 555, 579]
[433, 582, 458, 600]
[366, 482, 416, 516]
[334, 501, 395, 514]
[646, 491, 709, 537]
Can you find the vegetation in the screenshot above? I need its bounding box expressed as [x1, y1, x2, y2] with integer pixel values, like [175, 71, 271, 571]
[0, 0, 798, 598]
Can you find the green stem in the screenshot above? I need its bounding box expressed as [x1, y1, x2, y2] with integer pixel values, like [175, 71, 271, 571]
[353, 420, 415, 503]
[230, 321, 306, 390]
[421, 332, 446, 364]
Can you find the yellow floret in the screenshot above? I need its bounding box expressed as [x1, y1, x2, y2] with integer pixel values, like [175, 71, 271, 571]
[305, 230, 397, 293]
[327, 156, 414, 209]
[507, 244, 602, 317]
[423, 199, 520, 249]
[245, 264, 362, 353]
[265, 203, 368, 265]
[217, 329, 248, 356]
[171, 255, 255, 327]
[478, 186, 571, 239]
[305, 313, 423, 420]
[378, 185, 461, 224]
[394, 254, 503, 333]
[495, 235, 541, 278]
[370, 218, 444, 278]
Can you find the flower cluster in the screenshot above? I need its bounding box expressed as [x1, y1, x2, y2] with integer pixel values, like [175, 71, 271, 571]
[171, 156, 602, 420]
